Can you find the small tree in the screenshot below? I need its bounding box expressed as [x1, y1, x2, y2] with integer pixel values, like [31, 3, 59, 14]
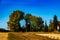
[44, 21, 48, 32]
[48, 19, 54, 32]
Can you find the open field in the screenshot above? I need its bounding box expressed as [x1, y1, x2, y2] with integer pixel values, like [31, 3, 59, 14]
[0, 32, 60, 40]
[0, 32, 8, 40]
[8, 32, 58, 40]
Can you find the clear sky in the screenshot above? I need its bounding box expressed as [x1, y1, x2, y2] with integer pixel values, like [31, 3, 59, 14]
[0, 0, 60, 29]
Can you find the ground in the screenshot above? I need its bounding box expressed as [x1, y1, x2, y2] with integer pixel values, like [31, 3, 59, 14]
[0, 32, 60, 40]
[0, 32, 8, 40]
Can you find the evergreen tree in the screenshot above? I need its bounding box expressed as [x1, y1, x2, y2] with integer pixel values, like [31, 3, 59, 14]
[53, 15, 58, 30]
[44, 21, 48, 32]
[49, 19, 54, 32]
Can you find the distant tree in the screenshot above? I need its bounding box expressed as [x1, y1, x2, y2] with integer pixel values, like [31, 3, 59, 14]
[8, 10, 24, 32]
[48, 19, 54, 32]
[53, 15, 58, 31]
[0, 28, 10, 32]
[44, 21, 48, 32]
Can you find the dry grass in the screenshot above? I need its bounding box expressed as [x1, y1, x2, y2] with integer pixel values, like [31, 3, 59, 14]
[8, 32, 57, 40]
[0, 32, 59, 40]
[0, 32, 8, 40]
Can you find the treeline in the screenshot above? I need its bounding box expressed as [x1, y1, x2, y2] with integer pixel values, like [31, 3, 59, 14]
[0, 28, 10, 32]
[7, 10, 60, 32]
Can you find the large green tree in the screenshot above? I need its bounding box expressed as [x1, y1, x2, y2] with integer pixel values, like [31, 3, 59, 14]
[8, 10, 24, 32]
[30, 16, 44, 31]
[24, 14, 44, 32]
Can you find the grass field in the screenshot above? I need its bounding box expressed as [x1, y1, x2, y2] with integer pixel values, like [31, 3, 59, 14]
[0, 32, 59, 40]
[8, 32, 58, 40]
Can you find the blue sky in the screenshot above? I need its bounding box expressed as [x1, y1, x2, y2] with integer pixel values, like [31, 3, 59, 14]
[0, 0, 60, 29]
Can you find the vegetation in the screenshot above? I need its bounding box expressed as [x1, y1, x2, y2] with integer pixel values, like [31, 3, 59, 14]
[44, 21, 48, 32]
[6, 10, 60, 32]
[0, 28, 10, 32]
[53, 15, 58, 31]
[0, 10, 60, 40]
[7, 10, 24, 32]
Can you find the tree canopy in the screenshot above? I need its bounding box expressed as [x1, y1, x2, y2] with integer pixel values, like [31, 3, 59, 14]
[7, 10, 60, 32]
[8, 10, 24, 32]
[53, 15, 58, 30]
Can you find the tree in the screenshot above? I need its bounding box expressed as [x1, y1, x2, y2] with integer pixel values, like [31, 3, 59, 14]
[0, 28, 10, 32]
[24, 14, 44, 32]
[48, 19, 54, 32]
[24, 14, 32, 32]
[37, 17, 44, 31]
[29, 16, 44, 31]
[21, 25, 26, 32]
[44, 21, 48, 32]
[30, 16, 39, 31]
[53, 15, 58, 31]
[8, 10, 24, 32]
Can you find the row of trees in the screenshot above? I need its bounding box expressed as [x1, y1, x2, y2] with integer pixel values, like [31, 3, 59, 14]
[7, 10, 60, 32]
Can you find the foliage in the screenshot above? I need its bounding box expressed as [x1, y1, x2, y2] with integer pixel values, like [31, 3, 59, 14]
[7, 10, 60, 32]
[30, 16, 44, 31]
[24, 14, 32, 32]
[0, 28, 10, 32]
[24, 14, 44, 32]
[44, 21, 48, 32]
[21, 26, 26, 32]
[8, 10, 24, 32]
[48, 20, 54, 32]
[53, 15, 58, 30]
